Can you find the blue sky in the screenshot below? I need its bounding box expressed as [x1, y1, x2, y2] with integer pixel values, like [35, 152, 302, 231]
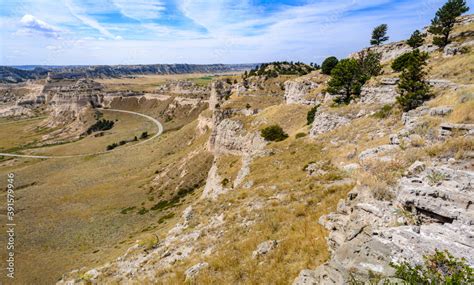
[0, 0, 472, 65]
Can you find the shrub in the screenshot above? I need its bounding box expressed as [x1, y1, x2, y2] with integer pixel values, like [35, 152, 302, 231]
[392, 249, 474, 284]
[370, 24, 389, 46]
[407, 30, 425, 48]
[392, 52, 416, 72]
[261, 125, 288, 142]
[86, 119, 114, 135]
[321, 56, 339, 75]
[106, 143, 118, 151]
[140, 131, 149, 139]
[244, 61, 315, 78]
[396, 50, 431, 111]
[306, 105, 319, 125]
[373, 104, 393, 119]
[327, 59, 366, 104]
[429, 0, 470, 48]
[357, 50, 382, 78]
[295, 132, 307, 139]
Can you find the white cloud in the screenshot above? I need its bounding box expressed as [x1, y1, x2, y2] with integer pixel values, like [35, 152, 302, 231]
[19, 14, 62, 38]
[113, 0, 165, 21]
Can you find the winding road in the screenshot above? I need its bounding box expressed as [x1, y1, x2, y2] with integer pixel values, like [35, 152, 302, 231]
[0, 108, 164, 159]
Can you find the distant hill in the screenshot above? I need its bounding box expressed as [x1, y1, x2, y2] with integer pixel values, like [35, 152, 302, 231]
[0, 64, 256, 83]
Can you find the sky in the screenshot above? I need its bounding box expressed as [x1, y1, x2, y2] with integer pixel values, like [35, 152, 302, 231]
[0, 0, 472, 65]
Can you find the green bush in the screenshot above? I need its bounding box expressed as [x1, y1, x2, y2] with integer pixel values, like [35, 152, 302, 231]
[295, 132, 307, 139]
[392, 52, 414, 72]
[373, 104, 393, 119]
[261, 125, 288, 142]
[306, 105, 319, 125]
[321, 56, 339, 75]
[357, 50, 382, 78]
[396, 50, 432, 111]
[392, 249, 474, 284]
[86, 119, 114, 135]
[243, 61, 315, 79]
[407, 30, 425, 48]
[140, 131, 149, 139]
[106, 143, 118, 151]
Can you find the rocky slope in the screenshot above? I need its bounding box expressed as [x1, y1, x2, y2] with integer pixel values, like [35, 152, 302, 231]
[51, 13, 474, 285]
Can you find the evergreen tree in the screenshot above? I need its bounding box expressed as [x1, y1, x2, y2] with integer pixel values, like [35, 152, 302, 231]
[370, 24, 389, 46]
[429, 0, 469, 47]
[327, 59, 366, 103]
[357, 50, 382, 78]
[396, 50, 431, 111]
[321, 56, 339, 75]
[406, 30, 425, 48]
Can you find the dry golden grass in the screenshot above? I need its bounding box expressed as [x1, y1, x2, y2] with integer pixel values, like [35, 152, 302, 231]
[449, 100, 474, 123]
[175, 138, 351, 284]
[216, 154, 242, 186]
[97, 73, 237, 92]
[425, 136, 474, 160]
[0, 116, 49, 151]
[241, 104, 310, 136]
[23, 110, 158, 156]
[0, 117, 211, 285]
[224, 94, 283, 110]
[427, 51, 474, 84]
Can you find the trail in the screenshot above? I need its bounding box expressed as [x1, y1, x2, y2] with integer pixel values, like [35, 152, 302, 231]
[0, 108, 163, 159]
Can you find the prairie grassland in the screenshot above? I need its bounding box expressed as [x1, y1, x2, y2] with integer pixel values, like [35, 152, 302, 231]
[26, 110, 158, 156]
[223, 94, 284, 110]
[0, 116, 210, 285]
[97, 72, 238, 92]
[0, 116, 48, 151]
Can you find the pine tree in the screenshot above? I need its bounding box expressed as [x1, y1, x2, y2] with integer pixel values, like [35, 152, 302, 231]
[327, 59, 366, 103]
[370, 24, 389, 46]
[357, 50, 382, 78]
[396, 50, 431, 111]
[429, 0, 469, 47]
[406, 30, 425, 48]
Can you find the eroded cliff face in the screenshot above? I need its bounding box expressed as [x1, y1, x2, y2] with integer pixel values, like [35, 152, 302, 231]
[203, 81, 267, 199]
[0, 82, 44, 118]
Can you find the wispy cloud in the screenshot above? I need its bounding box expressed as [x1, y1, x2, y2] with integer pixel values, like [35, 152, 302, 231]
[113, 0, 166, 21]
[64, 0, 122, 40]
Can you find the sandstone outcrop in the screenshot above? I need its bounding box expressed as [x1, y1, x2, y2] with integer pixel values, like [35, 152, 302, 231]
[349, 41, 437, 62]
[284, 77, 320, 105]
[294, 161, 474, 284]
[309, 112, 350, 137]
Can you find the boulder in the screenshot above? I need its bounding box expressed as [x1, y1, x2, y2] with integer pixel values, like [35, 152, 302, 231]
[360, 85, 398, 105]
[358, 145, 399, 162]
[252, 240, 278, 258]
[284, 78, 320, 105]
[309, 113, 350, 137]
[185, 262, 209, 280]
[439, 123, 474, 138]
[429, 106, 453, 116]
